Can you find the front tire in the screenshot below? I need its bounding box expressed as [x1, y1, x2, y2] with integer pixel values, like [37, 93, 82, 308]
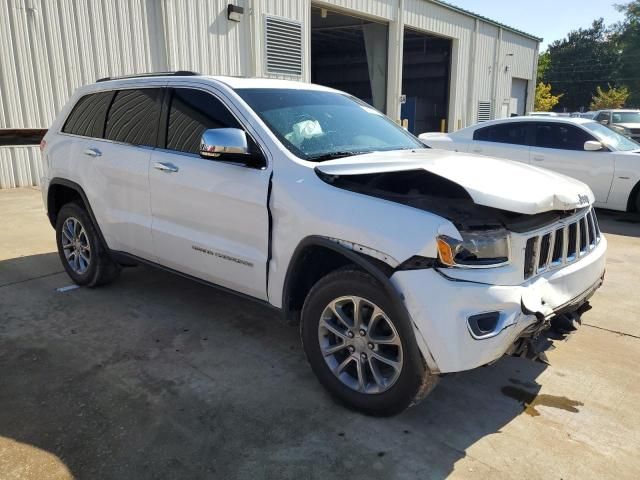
[55, 202, 120, 287]
[301, 268, 433, 416]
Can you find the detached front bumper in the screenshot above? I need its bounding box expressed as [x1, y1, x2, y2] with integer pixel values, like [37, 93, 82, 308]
[391, 236, 607, 374]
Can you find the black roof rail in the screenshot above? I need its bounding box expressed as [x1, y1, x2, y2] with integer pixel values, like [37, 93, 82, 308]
[96, 71, 200, 82]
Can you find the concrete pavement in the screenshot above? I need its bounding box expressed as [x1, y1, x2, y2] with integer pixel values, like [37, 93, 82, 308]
[0, 187, 639, 479]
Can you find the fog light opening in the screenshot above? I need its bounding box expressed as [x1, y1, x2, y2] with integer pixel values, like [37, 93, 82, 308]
[468, 312, 501, 338]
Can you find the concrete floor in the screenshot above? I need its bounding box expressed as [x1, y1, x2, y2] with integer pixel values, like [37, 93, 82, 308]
[0, 187, 639, 480]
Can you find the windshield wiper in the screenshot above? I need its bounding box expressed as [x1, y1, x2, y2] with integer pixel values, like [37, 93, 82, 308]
[308, 151, 371, 162]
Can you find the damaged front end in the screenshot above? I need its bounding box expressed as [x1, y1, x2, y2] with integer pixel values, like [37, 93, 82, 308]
[314, 154, 606, 373]
[316, 168, 583, 233]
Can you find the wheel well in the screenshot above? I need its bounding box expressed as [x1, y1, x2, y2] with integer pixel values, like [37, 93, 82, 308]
[47, 184, 85, 226]
[282, 242, 394, 325]
[627, 180, 640, 212]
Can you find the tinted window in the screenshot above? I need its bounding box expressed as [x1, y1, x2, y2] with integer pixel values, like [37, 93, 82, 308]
[104, 88, 161, 146]
[62, 91, 113, 138]
[166, 88, 241, 154]
[595, 112, 610, 122]
[535, 124, 593, 150]
[473, 123, 528, 145]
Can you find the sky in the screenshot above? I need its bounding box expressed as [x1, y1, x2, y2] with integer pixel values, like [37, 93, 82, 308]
[446, 0, 626, 50]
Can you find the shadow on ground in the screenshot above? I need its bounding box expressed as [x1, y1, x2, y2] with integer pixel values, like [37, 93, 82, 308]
[596, 208, 640, 238]
[0, 253, 552, 479]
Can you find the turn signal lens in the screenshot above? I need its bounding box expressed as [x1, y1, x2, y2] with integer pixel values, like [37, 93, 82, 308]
[437, 237, 456, 266]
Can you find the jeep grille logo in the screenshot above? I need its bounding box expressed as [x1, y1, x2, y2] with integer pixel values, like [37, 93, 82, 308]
[578, 194, 589, 205]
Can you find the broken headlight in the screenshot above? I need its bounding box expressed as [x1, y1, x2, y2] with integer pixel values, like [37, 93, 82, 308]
[437, 229, 510, 267]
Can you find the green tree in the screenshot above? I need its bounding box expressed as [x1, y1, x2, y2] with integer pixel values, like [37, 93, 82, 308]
[590, 84, 630, 110]
[613, 1, 640, 106]
[535, 82, 563, 111]
[537, 52, 550, 82]
[542, 19, 620, 111]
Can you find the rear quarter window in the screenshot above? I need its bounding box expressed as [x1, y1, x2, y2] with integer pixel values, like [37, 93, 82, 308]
[62, 91, 114, 138]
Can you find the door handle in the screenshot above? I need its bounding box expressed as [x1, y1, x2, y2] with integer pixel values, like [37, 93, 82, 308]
[533, 156, 544, 161]
[154, 162, 179, 173]
[84, 148, 102, 157]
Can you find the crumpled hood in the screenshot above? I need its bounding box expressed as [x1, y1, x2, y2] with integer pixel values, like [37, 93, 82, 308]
[315, 149, 594, 215]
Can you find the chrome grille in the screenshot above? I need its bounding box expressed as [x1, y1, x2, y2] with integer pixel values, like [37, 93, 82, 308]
[524, 209, 601, 279]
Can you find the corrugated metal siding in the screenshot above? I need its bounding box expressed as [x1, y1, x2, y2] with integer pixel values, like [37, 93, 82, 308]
[0, 147, 42, 189]
[475, 21, 499, 103]
[1, 0, 539, 188]
[162, 0, 252, 75]
[319, 0, 396, 21]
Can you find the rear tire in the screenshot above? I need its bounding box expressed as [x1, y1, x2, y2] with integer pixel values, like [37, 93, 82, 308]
[301, 267, 433, 416]
[55, 202, 120, 287]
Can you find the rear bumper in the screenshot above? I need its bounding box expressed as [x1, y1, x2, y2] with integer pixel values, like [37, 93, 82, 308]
[391, 236, 607, 373]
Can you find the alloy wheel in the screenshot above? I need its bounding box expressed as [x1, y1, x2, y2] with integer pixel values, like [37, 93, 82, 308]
[61, 217, 91, 274]
[318, 296, 403, 394]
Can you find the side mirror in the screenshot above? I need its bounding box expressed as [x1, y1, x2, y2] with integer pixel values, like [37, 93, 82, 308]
[599, 119, 609, 125]
[199, 128, 264, 168]
[584, 140, 604, 151]
[200, 128, 249, 157]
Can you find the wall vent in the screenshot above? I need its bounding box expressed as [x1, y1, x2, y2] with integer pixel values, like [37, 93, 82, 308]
[265, 16, 303, 76]
[477, 101, 492, 123]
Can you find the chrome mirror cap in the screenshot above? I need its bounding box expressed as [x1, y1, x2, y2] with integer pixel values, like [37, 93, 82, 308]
[200, 128, 249, 158]
[584, 140, 604, 151]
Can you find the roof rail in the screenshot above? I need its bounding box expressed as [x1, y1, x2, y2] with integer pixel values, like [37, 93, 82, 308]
[96, 71, 200, 82]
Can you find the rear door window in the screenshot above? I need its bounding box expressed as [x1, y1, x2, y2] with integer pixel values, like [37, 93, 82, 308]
[164, 88, 241, 154]
[535, 123, 594, 151]
[62, 91, 114, 138]
[473, 123, 528, 145]
[104, 88, 162, 147]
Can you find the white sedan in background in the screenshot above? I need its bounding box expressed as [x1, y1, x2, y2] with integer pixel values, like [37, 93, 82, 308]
[420, 117, 640, 212]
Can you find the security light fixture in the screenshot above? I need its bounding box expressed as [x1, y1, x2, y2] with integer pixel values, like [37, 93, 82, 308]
[227, 4, 244, 22]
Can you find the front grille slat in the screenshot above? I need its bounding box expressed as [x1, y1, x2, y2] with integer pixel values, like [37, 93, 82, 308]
[552, 228, 564, 263]
[523, 209, 601, 279]
[587, 211, 596, 247]
[538, 233, 551, 270]
[567, 222, 578, 259]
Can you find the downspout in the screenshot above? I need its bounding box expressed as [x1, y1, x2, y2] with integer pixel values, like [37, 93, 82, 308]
[386, 0, 404, 123]
[466, 18, 479, 126]
[491, 27, 503, 119]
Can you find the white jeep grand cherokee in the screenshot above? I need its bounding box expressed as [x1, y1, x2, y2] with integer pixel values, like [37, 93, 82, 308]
[40, 73, 606, 416]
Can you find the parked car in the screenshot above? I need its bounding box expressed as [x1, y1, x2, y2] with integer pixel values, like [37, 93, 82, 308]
[593, 109, 640, 141]
[41, 73, 606, 416]
[571, 112, 595, 119]
[420, 116, 640, 212]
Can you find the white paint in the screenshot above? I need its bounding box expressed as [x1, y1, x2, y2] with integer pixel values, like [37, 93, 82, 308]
[420, 116, 640, 211]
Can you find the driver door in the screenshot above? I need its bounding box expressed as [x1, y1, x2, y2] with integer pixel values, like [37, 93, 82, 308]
[149, 86, 271, 300]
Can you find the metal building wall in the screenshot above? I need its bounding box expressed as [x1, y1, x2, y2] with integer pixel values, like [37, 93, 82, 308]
[0, 0, 539, 189]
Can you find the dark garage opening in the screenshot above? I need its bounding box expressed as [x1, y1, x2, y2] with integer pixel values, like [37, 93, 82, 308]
[311, 7, 388, 112]
[401, 29, 451, 135]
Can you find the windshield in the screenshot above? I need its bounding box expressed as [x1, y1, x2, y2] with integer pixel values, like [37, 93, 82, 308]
[236, 88, 424, 161]
[611, 112, 640, 124]
[583, 121, 640, 151]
